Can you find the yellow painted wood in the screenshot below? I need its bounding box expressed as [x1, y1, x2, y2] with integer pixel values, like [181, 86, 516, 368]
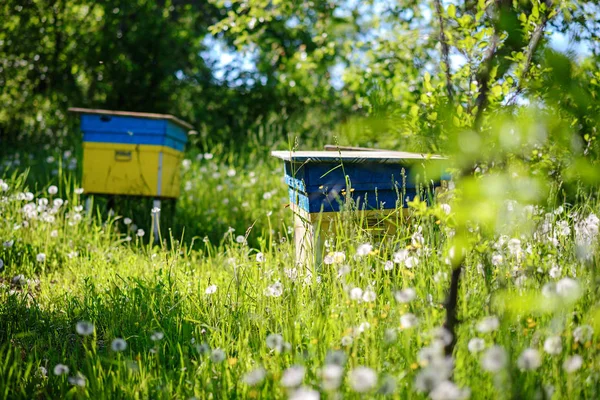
[82, 142, 183, 198]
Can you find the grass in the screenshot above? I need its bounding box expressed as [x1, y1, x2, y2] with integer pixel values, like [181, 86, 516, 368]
[0, 146, 599, 399]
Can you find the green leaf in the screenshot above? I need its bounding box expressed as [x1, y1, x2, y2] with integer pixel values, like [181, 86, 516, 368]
[447, 4, 456, 19]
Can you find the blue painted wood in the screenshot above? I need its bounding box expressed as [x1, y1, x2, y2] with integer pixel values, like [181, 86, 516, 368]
[80, 114, 187, 151]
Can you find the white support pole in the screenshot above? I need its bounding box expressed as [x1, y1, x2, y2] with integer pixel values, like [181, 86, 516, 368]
[152, 199, 161, 243]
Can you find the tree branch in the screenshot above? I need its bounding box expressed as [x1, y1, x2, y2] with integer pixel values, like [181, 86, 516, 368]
[433, 0, 454, 100]
[443, 264, 463, 356]
[473, 34, 499, 129]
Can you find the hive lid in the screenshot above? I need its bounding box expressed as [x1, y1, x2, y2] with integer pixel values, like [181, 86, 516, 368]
[271, 150, 445, 163]
[68, 107, 194, 131]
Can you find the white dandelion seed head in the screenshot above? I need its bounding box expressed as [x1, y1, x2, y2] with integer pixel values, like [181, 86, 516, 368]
[362, 289, 376, 302]
[53, 364, 69, 376]
[393, 249, 409, 264]
[429, 380, 470, 400]
[289, 387, 320, 400]
[341, 335, 353, 346]
[205, 284, 217, 295]
[481, 345, 507, 373]
[556, 277, 581, 300]
[384, 260, 394, 271]
[256, 252, 265, 262]
[48, 185, 58, 195]
[150, 331, 164, 341]
[548, 265, 561, 279]
[349, 287, 363, 301]
[235, 235, 246, 244]
[136, 229, 145, 237]
[242, 367, 266, 386]
[476, 316, 500, 333]
[394, 287, 416, 303]
[265, 281, 283, 297]
[384, 328, 398, 343]
[111, 338, 127, 352]
[400, 313, 418, 329]
[321, 364, 343, 391]
[405, 256, 419, 269]
[563, 355, 583, 373]
[75, 321, 94, 336]
[355, 243, 373, 257]
[325, 350, 347, 366]
[573, 325, 594, 343]
[468, 338, 485, 354]
[36, 253, 46, 263]
[123, 218, 132, 225]
[68, 373, 86, 387]
[440, 203, 451, 215]
[266, 333, 284, 352]
[349, 366, 377, 393]
[281, 365, 305, 388]
[210, 348, 226, 363]
[430, 327, 453, 347]
[543, 336, 562, 355]
[414, 367, 446, 393]
[517, 348, 542, 371]
[491, 253, 503, 266]
[74, 188, 84, 195]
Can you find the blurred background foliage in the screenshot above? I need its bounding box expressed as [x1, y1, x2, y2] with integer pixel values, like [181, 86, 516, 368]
[1, 0, 600, 172]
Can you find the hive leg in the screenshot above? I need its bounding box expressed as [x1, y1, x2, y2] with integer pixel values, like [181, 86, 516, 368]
[152, 198, 161, 243]
[84, 196, 93, 216]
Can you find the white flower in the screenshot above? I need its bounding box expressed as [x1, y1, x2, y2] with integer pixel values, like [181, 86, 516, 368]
[411, 230, 425, 246]
[36, 253, 46, 263]
[50, 230, 58, 238]
[507, 238, 521, 256]
[556, 277, 581, 300]
[384, 260, 394, 271]
[182, 159, 192, 170]
[384, 328, 398, 343]
[323, 255, 334, 265]
[563, 355, 583, 373]
[227, 168, 236, 177]
[393, 249, 409, 264]
[53, 364, 69, 376]
[210, 348, 226, 363]
[476, 316, 500, 333]
[356, 243, 373, 257]
[394, 288, 416, 303]
[468, 338, 485, 354]
[256, 252, 265, 262]
[242, 368, 266, 386]
[430, 381, 470, 400]
[349, 366, 377, 393]
[204, 153, 214, 160]
[289, 387, 320, 400]
[491, 253, 503, 266]
[321, 364, 343, 391]
[548, 265, 561, 279]
[75, 321, 94, 336]
[111, 338, 127, 352]
[123, 218, 132, 225]
[150, 331, 164, 341]
[68, 373, 86, 387]
[405, 256, 419, 269]
[136, 229, 145, 237]
[481, 346, 507, 372]
[74, 188, 84, 195]
[362, 289, 376, 302]
[265, 282, 283, 297]
[205, 285, 217, 295]
[281, 365, 305, 388]
[356, 322, 371, 334]
[517, 348, 542, 371]
[440, 204, 451, 215]
[151, 207, 160, 214]
[349, 287, 363, 301]
[235, 235, 246, 244]
[573, 325, 593, 343]
[341, 336, 353, 346]
[266, 334, 284, 352]
[332, 251, 346, 263]
[543, 336, 562, 355]
[48, 185, 58, 195]
[400, 313, 418, 329]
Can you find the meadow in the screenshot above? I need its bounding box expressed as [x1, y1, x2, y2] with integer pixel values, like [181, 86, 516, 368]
[0, 141, 599, 400]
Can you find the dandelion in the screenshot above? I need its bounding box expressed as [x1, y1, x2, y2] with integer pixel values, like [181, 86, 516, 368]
[36, 253, 46, 263]
[210, 348, 226, 363]
[430, 381, 470, 400]
[182, 159, 192, 170]
[394, 288, 416, 303]
[266, 333, 284, 352]
[543, 336, 562, 355]
[74, 188, 84, 195]
[481, 345, 507, 373]
[341, 336, 353, 346]
[323, 255, 334, 265]
[384, 328, 398, 343]
[136, 229, 145, 237]
[491, 254, 503, 266]
[332, 251, 346, 263]
[235, 235, 246, 244]
[517, 348, 542, 371]
[50, 230, 59, 238]
[123, 218, 132, 225]
[468, 338, 485, 354]
[75, 321, 94, 336]
[265, 282, 283, 297]
[362, 289, 376, 302]
[256, 252, 265, 262]
[404, 256, 419, 269]
[48, 185, 58, 195]
[356, 243, 373, 257]
[476, 316, 500, 333]
[3, 240, 14, 248]
[349, 366, 377, 393]
[281, 365, 305, 388]
[556, 277, 581, 300]
[573, 325, 594, 343]
[563, 355, 583, 373]
[414, 367, 445, 393]
[289, 387, 320, 400]
[150, 331, 164, 341]
[393, 249, 409, 264]
[400, 313, 418, 329]
[384, 260, 394, 271]
[440, 203, 451, 215]
[430, 327, 454, 347]
[321, 364, 343, 391]
[242, 367, 266, 386]
[111, 338, 127, 352]
[38, 366, 48, 377]
[227, 168, 236, 177]
[378, 375, 397, 395]
[548, 265, 561, 279]
[68, 373, 86, 387]
[348, 287, 363, 301]
[325, 350, 347, 366]
[53, 364, 69, 376]
[205, 284, 217, 295]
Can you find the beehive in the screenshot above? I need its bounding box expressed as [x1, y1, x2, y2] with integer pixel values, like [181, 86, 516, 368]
[272, 149, 449, 264]
[69, 108, 192, 198]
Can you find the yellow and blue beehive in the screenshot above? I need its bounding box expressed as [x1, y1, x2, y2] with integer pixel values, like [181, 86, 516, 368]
[69, 108, 192, 198]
